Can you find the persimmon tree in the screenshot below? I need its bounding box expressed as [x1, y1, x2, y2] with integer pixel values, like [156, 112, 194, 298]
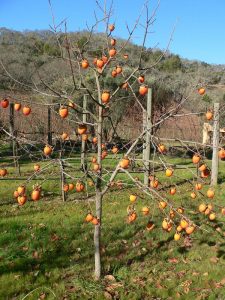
[0, 0, 225, 281]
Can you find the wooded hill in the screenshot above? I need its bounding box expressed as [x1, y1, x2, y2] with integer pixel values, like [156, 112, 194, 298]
[0, 28, 224, 95]
[0, 28, 225, 141]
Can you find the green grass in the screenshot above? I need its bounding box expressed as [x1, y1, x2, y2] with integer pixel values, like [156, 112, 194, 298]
[1, 154, 225, 299]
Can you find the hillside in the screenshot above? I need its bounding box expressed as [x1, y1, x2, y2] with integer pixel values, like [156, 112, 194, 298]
[1, 27, 225, 93]
[0, 28, 225, 141]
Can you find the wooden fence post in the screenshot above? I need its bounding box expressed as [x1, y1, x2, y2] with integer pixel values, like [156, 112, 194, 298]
[211, 102, 220, 186]
[9, 103, 14, 151]
[47, 107, 52, 145]
[143, 89, 152, 186]
[81, 94, 87, 171]
[9, 103, 20, 174]
[59, 150, 66, 202]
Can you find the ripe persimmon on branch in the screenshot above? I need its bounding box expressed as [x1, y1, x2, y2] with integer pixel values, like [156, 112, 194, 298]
[1, 0, 225, 282]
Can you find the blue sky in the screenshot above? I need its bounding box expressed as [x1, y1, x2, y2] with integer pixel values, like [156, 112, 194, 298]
[0, 0, 224, 64]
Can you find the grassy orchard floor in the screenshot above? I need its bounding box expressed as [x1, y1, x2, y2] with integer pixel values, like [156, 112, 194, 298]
[1, 154, 225, 299]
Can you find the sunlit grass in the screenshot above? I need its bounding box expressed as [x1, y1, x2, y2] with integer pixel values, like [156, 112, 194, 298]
[1, 152, 225, 298]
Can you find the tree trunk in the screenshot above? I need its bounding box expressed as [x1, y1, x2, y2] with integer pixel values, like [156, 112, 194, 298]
[143, 88, 152, 186]
[81, 95, 87, 171]
[202, 122, 211, 145]
[94, 99, 103, 280]
[211, 103, 219, 186]
[94, 190, 102, 279]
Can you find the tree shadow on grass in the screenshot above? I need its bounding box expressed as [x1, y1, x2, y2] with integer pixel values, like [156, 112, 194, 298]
[103, 232, 175, 275]
[0, 226, 93, 277]
[218, 174, 225, 184]
[217, 243, 225, 259]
